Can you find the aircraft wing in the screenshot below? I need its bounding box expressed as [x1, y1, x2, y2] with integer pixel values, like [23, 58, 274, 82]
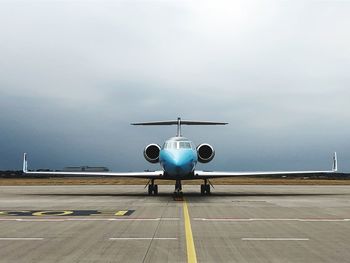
[195, 152, 338, 178]
[195, 170, 337, 178]
[22, 153, 163, 179]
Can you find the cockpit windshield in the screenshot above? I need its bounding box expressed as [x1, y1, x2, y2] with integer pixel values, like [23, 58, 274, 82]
[163, 141, 193, 149]
[179, 142, 192, 149]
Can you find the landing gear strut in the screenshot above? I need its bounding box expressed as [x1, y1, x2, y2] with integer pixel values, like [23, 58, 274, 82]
[200, 179, 211, 195]
[174, 180, 183, 197]
[148, 179, 158, 195]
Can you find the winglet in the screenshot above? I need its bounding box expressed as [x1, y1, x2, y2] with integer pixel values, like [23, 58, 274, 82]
[23, 153, 28, 173]
[332, 152, 338, 172]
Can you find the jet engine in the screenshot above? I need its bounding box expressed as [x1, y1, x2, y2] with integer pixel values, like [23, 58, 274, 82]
[197, 143, 215, 163]
[144, 144, 161, 163]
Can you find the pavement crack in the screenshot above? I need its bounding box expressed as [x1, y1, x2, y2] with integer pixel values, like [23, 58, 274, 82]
[141, 200, 169, 263]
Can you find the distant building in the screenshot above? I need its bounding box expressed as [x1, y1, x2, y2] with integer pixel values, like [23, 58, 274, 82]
[62, 166, 109, 172]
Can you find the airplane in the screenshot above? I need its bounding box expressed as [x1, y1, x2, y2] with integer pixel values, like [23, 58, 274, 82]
[22, 117, 339, 196]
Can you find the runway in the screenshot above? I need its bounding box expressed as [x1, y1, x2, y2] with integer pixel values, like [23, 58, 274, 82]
[0, 185, 350, 262]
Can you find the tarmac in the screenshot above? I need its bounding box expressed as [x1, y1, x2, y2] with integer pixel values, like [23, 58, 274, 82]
[0, 185, 350, 263]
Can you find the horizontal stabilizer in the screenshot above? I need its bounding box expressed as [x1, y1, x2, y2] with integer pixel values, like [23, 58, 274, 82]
[131, 117, 227, 136]
[131, 120, 228, 126]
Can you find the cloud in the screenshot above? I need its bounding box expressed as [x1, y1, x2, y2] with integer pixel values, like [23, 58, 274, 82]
[0, 0, 349, 171]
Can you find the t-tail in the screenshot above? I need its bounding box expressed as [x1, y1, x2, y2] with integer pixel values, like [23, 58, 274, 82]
[131, 117, 228, 136]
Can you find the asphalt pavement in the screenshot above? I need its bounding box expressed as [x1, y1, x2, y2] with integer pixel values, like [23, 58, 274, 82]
[0, 185, 349, 263]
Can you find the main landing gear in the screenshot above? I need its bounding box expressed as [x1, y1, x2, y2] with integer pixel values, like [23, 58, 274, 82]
[147, 179, 211, 196]
[148, 179, 158, 195]
[200, 179, 211, 195]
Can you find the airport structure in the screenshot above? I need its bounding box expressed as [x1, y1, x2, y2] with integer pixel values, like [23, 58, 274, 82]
[62, 166, 109, 172]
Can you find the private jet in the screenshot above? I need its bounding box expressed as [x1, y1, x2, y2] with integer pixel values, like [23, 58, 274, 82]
[23, 118, 338, 196]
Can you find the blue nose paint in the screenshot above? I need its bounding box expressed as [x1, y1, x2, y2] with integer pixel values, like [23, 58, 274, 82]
[160, 149, 197, 176]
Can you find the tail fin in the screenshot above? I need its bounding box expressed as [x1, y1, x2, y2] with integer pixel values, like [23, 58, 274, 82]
[23, 153, 28, 173]
[332, 152, 338, 172]
[131, 117, 228, 136]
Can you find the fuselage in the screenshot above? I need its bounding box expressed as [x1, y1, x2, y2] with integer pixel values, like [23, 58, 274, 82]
[159, 137, 198, 177]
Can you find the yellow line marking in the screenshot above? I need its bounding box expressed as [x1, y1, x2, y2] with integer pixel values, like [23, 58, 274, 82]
[115, 210, 128, 216]
[32, 211, 73, 216]
[183, 200, 197, 263]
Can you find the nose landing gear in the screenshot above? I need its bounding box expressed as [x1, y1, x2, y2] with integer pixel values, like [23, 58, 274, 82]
[173, 180, 183, 198]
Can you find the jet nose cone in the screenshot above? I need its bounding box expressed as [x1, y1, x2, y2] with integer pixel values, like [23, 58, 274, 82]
[173, 158, 187, 167]
[172, 152, 192, 166]
[163, 150, 195, 176]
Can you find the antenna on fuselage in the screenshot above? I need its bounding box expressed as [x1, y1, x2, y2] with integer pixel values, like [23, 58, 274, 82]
[131, 117, 228, 137]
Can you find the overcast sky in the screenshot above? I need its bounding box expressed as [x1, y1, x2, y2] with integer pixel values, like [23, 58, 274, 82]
[0, 0, 349, 172]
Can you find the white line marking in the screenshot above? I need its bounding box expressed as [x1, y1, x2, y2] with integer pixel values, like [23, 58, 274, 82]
[242, 238, 309, 241]
[0, 238, 44, 241]
[109, 238, 177, 240]
[193, 218, 350, 222]
[15, 219, 65, 222]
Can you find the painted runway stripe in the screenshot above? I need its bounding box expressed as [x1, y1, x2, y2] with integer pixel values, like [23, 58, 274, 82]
[194, 218, 350, 222]
[1, 217, 348, 222]
[0, 210, 135, 217]
[242, 238, 309, 241]
[183, 200, 197, 263]
[109, 238, 177, 240]
[4, 218, 178, 222]
[0, 238, 44, 241]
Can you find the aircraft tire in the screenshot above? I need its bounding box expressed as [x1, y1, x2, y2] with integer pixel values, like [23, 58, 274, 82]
[205, 184, 210, 194]
[200, 184, 205, 195]
[148, 185, 153, 195]
[154, 185, 158, 195]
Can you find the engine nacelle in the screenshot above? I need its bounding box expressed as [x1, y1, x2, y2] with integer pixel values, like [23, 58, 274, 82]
[197, 143, 215, 163]
[144, 144, 161, 163]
